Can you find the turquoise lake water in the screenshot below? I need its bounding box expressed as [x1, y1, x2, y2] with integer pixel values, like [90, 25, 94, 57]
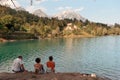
[0, 36, 120, 80]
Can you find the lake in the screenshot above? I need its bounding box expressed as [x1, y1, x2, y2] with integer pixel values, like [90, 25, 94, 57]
[0, 36, 120, 80]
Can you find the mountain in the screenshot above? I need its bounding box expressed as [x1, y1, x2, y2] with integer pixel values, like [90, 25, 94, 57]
[15, 7, 26, 11]
[54, 10, 86, 21]
[33, 9, 48, 17]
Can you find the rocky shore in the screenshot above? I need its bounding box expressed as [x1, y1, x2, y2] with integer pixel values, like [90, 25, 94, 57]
[0, 38, 16, 43]
[0, 38, 7, 42]
[0, 72, 111, 80]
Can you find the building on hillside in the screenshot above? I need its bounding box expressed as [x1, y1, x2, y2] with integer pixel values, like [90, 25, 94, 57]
[65, 23, 79, 31]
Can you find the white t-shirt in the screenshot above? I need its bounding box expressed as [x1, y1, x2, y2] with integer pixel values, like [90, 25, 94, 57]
[12, 58, 23, 71]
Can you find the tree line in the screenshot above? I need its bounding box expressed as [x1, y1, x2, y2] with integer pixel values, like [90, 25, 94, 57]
[0, 5, 120, 39]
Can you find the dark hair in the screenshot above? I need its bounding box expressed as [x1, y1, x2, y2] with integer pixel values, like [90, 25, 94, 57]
[35, 58, 41, 63]
[18, 56, 22, 59]
[49, 56, 53, 61]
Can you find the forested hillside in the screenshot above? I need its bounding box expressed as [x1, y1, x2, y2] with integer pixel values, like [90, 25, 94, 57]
[0, 5, 120, 39]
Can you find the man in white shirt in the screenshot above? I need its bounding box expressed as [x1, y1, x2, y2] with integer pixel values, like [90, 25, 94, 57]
[12, 56, 26, 73]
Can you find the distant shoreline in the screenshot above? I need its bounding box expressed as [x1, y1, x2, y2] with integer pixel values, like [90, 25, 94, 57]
[0, 38, 16, 43]
[1, 34, 120, 43]
[0, 34, 93, 43]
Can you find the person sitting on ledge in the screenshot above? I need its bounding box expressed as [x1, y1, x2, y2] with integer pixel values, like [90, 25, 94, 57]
[34, 58, 44, 74]
[46, 56, 55, 73]
[12, 56, 27, 73]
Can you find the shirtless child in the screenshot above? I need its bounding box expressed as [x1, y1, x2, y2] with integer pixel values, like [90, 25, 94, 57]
[34, 58, 44, 74]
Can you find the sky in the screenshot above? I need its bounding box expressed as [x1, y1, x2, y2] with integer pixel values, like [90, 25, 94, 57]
[0, 0, 120, 24]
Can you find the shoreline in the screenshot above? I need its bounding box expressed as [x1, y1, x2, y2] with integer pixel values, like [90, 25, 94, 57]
[0, 35, 93, 43]
[0, 38, 17, 43]
[0, 72, 111, 80]
[1, 35, 119, 43]
[0, 38, 36, 43]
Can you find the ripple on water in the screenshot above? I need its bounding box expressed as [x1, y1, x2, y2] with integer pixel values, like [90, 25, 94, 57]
[1, 36, 120, 80]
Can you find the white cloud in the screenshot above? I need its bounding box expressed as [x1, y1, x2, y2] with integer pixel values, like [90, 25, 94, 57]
[74, 7, 84, 12]
[65, 7, 72, 10]
[57, 6, 84, 13]
[57, 7, 64, 10]
[26, 6, 35, 13]
[26, 5, 47, 13]
[57, 6, 72, 11]
[25, 0, 47, 13]
[18, 0, 47, 13]
[34, 0, 47, 5]
[36, 6, 47, 12]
